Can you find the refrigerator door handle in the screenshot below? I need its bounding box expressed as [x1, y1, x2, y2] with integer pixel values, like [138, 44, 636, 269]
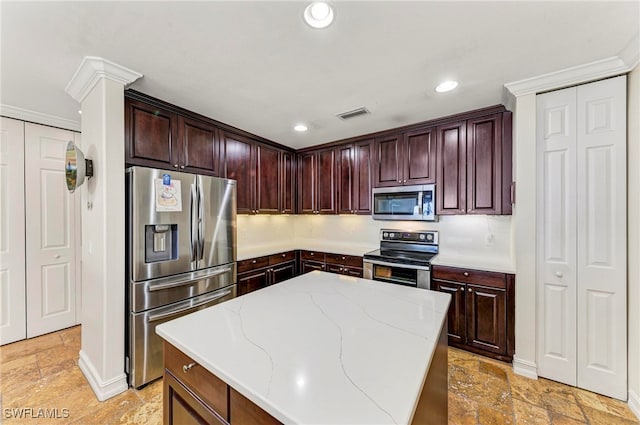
[147, 289, 232, 323]
[197, 182, 204, 261]
[147, 267, 233, 292]
[190, 183, 198, 263]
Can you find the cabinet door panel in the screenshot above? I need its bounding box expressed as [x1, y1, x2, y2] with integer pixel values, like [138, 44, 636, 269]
[256, 144, 280, 213]
[164, 372, 227, 425]
[301, 261, 325, 274]
[271, 262, 296, 284]
[317, 149, 336, 214]
[405, 128, 436, 184]
[374, 135, 402, 187]
[237, 269, 269, 296]
[179, 116, 218, 176]
[433, 280, 466, 344]
[281, 152, 295, 214]
[337, 145, 354, 214]
[353, 139, 373, 214]
[436, 122, 466, 214]
[298, 153, 316, 214]
[467, 115, 502, 214]
[126, 99, 178, 168]
[467, 284, 506, 354]
[222, 133, 254, 214]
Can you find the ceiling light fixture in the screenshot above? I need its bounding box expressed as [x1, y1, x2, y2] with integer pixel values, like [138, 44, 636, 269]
[304, 2, 334, 29]
[294, 124, 308, 132]
[435, 80, 458, 93]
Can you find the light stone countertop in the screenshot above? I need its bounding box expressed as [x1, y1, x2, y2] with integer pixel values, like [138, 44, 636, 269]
[156, 271, 451, 425]
[431, 254, 516, 274]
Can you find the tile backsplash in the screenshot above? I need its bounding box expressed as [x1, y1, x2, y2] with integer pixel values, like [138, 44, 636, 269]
[237, 214, 512, 260]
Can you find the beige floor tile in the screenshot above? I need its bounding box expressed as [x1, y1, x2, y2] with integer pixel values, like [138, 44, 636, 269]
[572, 386, 639, 422]
[580, 404, 640, 425]
[512, 398, 551, 425]
[116, 391, 163, 425]
[135, 379, 163, 403]
[449, 363, 512, 414]
[448, 392, 478, 425]
[478, 403, 515, 425]
[548, 412, 588, 424]
[0, 333, 63, 363]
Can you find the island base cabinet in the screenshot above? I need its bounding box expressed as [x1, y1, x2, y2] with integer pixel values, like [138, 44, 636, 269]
[164, 372, 228, 425]
[230, 389, 282, 425]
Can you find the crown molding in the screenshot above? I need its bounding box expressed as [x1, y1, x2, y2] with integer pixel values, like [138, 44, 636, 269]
[65, 56, 142, 103]
[619, 32, 640, 70]
[0, 104, 81, 132]
[504, 56, 631, 97]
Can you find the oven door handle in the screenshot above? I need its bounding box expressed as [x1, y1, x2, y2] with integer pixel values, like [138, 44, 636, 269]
[363, 259, 431, 271]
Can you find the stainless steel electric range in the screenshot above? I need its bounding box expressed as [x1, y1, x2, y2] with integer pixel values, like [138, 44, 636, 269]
[363, 229, 438, 289]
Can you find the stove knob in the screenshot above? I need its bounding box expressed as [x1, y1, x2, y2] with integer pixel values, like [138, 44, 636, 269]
[426, 234, 434, 242]
[383, 232, 389, 238]
[389, 232, 395, 238]
[419, 234, 426, 240]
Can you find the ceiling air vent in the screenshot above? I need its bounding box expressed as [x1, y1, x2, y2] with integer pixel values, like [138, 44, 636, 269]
[336, 107, 370, 120]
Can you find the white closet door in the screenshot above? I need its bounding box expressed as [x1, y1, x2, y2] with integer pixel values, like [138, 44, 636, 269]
[576, 76, 627, 400]
[536, 86, 578, 386]
[0, 118, 26, 345]
[25, 123, 78, 337]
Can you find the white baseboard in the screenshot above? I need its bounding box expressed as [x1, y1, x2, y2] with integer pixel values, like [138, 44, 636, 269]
[512, 355, 538, 380]
[629, 389, 640, 420]
[78, 350, 128, 401]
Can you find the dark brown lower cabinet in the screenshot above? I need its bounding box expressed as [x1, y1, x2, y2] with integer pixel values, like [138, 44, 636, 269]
[301, 260, 325, 274]
[237, 252, 297, 296]
[431, 265, 514, 362]
[164, 342, 281, 425]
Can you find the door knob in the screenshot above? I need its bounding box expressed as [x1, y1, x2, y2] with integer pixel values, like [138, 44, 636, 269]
[555, 271, 563, 278]
[54, 254, 61, 259]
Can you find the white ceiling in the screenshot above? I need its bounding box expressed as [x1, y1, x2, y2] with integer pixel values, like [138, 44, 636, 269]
[1, 1, 638, 149]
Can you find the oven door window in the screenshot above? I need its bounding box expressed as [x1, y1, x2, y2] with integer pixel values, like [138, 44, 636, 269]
[372, 264, 418, 287]
[373, 192, 420, 216]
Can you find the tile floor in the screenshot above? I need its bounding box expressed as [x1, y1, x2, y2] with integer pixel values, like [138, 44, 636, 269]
[0, 326, 638, 424]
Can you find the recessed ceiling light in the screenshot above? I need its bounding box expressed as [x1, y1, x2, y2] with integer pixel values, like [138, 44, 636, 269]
[304, 2, 334, 29]
[435, 80, 458, 93]
[294, 124, 308, 132]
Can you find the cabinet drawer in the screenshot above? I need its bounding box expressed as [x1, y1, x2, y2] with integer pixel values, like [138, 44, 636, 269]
[432, 265, 506, 289]
[269, 251, 296, 265]
[164, 342, 228, 419]
[300, 250, 326, 262]
[238, 256, 269, 273]
[230, 388, 281, 425]
[325, 253, 362, 267]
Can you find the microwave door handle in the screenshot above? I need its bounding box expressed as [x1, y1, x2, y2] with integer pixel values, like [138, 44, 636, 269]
[418, 191, 424, 215]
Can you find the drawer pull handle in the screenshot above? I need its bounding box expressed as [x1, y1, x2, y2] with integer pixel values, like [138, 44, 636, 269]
[183, 362, 196, 373]
[463, 272, 469, 277]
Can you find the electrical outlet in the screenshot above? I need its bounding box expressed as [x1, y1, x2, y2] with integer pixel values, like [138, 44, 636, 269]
[485, 233, 495, 246]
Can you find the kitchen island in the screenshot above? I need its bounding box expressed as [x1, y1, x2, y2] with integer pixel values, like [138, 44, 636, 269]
[156, 271, 451, 425]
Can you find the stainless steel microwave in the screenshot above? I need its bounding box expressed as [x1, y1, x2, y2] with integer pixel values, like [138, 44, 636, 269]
[372, 184, 436, 221]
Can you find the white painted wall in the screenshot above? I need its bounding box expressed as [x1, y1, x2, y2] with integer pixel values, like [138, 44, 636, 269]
[628, 64, 640, 415]
[511, 94, 539, 378]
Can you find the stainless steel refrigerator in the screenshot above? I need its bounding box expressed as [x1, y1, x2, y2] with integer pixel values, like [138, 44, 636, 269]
[125, 166, 237, 388]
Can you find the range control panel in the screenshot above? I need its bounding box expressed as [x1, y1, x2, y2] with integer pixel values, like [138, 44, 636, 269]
[380, 230, 438, 245]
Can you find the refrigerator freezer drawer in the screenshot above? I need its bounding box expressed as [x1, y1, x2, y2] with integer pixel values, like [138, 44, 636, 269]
[130, 263, 236, 312]
[128, 284, 236, 389]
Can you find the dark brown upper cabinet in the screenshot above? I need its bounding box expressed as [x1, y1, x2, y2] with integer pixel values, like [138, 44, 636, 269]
[298, 148, 336, 214]
[220, 131, 293, 215]
[436, 112, 511, 215]
[336, 139, 373, 215]
[125, 98, 219, 176]
[373, 127, 436, 187]
[125, 98, 179, 170]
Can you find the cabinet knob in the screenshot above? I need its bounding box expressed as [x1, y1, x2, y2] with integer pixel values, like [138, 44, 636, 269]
[398, 180, 401, 183]
[459, 287, 465, 292]
[322, 264, 325, 269]
[282, 210, 285, 213]
[180, 165, 185, 169]
[403, 179, 407, 183]
[468, 288, 473, 293]
[174, 164, 179, 168]
[282, 254, 286, 257]
[341, 256, 345, 260]
[252, 260, 257, 264]
[183, 362, 196, 373]
[310, 253, 314, 256]
[463, 272, 469, 277]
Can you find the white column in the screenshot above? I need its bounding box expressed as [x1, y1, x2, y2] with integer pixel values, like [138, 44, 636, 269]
[628, 64, 640, 418]
[65, 57, 142, 401]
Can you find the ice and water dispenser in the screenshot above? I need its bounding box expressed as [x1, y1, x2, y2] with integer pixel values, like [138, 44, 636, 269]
[145, 224, 178, 263]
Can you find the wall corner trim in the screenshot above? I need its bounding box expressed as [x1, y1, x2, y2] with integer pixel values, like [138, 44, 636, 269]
[629, 389, 640, 420]
[65, 56, 143, 103]
[504, 56, 632, 97]
[78, 350, 128, 402]
[512, 355, 539, 380]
